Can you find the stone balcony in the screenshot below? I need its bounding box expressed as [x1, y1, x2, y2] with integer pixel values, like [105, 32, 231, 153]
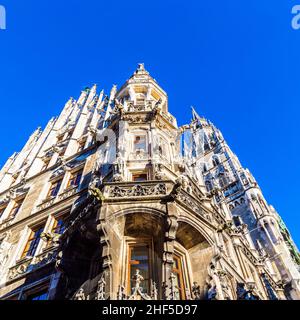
[103, 181, 170, 201]
[102, 180, 212, 223]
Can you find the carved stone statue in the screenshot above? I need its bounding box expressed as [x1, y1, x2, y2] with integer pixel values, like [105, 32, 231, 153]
[218, 271, 232, 300]
[96, 275, 106, 300]
[112, 152, 125, 181]
[74, 288, 89, 300]
[112, 173, 123, 182]
[40, 232, 61, 247]
[154, 98, 163, 113]
[128, 269, 152, 300]
[153, 162, 166, 180]
[0, 232, 12, 270]
[133, 269, 144, 291]
[165, 178, 182, 202]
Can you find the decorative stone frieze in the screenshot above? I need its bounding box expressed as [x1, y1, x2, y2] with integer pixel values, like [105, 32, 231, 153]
[107, 183, 167, 198]
[8, 247, 57, 281]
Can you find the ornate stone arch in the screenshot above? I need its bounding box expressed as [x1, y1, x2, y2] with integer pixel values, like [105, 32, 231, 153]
[170, 218, 216, 300]
[176, 215, 215, 247]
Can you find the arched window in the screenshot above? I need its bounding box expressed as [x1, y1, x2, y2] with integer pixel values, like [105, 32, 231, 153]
[258, 196, 268, 211]
[212, 156, 220, 167]
[264, 223, 278, 244]
[233, 216, 242, 227]
[219, 173, 228, 188]
[205, 180, 213, 192]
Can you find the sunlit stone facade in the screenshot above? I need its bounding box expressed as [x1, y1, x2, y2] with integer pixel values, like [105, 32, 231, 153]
[0, 64, 299, 300]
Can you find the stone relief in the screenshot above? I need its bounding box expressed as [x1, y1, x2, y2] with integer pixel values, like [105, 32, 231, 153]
[108, 183, 167, 198]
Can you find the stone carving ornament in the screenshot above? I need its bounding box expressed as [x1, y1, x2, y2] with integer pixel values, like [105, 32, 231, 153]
[169, 273, 180, 300]
[96, 274, 106, 300]
[74, 288, 89, 300]
[128, 269, 152, 300]
[153, 162, 166, 180]
[109, 183, 166, 198]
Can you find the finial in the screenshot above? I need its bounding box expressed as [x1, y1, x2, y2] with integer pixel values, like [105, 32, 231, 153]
[132, 63, 149, 77]
[191, 106, 201, 122]
[138, 63, 145, 71]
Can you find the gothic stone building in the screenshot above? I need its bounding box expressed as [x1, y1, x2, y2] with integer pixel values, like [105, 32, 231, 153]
[0, 64, 299, 300]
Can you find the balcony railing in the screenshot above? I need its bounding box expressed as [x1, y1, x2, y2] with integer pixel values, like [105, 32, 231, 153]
[104, 181, 170, 199]
[7, 246, 57, 281]
[36, 186, 78, 211]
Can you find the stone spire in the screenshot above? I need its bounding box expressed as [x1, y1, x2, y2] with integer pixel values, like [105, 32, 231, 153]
[191, 106, 201, 122]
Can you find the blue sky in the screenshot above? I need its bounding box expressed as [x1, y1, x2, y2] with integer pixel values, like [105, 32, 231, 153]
[0, 1, 299, 246]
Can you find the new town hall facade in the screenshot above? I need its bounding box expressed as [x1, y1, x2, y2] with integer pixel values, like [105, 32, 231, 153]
[0, 65, 299, 300]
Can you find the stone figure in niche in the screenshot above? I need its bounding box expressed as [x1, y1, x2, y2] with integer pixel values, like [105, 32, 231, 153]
[218, 271, 232, 300]
[0, 232, 12, 269]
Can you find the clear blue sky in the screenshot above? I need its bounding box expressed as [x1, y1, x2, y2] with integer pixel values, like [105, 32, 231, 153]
[0, 1, 299, 246]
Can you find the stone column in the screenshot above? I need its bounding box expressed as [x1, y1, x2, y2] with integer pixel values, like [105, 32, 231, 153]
[97, 206, 113, 300]
[162, 203, 179, 300]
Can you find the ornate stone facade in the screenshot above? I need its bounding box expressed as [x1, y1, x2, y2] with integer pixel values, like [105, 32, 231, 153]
[0, 64, 299, 300]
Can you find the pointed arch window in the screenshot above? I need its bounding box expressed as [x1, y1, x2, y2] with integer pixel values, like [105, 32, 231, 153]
[212, 156, 220, 167]
[233, 216, 243, 227]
